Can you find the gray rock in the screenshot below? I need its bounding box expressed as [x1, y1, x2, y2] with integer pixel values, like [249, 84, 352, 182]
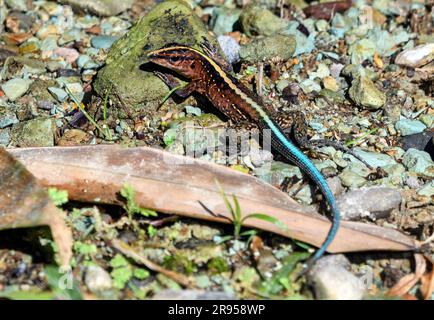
[395, 118, 427, 136]
[383, 163, 406, 178]
[417, 181, 434, 198]
[11, 118, 55, 147]
[58, 0, 134, 16]
[294, 183, 314, 205]
[351, 148, 397, 168]
[211, 7, 241, 36]
[402, 148, 434, 178]
[85, 265, 113, 293]
[91, 35, 119, 50]
[40, 36, 58, 51]
[77, 55, 91, 69]
[11, 57, 46, 75]
[327, 176, 345, 197]
[348, 39, 376, 65]
[341, 65, 378, 81]
[299, 79, 322, 94]
[276, 79, 290, 93]
[239, 6, 287, 36]
[1, 78, 32, 102]
[405, 175, 421, 189]
[0, 128, 11, 146]
[165, 140, 185, 156]
[239, 34, 296, 63]
[338, 168, 367, 189]
[217, 35, 240, 64]
[153, 289, 235, 300]
[308, 255, 365, 300]
[349, 76, 386, 110]
[401, 131, 434, 152]
[249, 148, 273, 168]
[0, 106, 19, 128]
[5, 0, 27, 11]
[48, 87, 68, 102]
[395, 43, 434, 68]
[254, 160, 301, 185]
[337, 187, 402, 220]
[419, 114, 433, 128]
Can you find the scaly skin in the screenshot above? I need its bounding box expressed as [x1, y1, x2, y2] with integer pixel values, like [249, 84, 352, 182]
[146, 43, 340, 265]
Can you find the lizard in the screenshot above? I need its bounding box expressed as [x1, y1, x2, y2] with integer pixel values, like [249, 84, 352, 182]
[145, 41, 373, 267]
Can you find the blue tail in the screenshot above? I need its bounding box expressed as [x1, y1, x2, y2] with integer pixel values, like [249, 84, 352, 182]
[262, 118, 340, 263]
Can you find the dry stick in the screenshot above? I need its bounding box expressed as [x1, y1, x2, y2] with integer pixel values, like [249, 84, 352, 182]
[111, 239, 196, 289]
[257, 62, 264, 96]
[422, 254, 434, 300]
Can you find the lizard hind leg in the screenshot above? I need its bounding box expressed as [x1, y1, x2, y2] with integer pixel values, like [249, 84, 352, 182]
[274, 110, 374, 170]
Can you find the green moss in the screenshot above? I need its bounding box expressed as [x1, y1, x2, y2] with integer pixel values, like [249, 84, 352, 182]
[94, 0, 218, 118]
[207, 257, 229, 274]
[163, 254, 197, 275]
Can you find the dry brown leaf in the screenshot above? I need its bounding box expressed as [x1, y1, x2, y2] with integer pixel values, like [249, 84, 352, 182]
[0, 148, 72, 266]
[420, 255, 434, 300]
[9, 145, 420, 254]
[387, 254, 426, 298]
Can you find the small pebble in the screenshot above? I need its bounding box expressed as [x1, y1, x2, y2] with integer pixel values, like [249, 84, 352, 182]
[308, 255, 366, 300]
[395, 118, 427, 136]
[1, 78, 32, 101]
[85, 265, 113, 293]
[395, 43, 434, 68]
[349, 76, 386, 110]
[91, 35, 118, 50]
[0, 107, 19, 128]
[11, 118, 55, 147]
[402, 148, 434, 178]
[217, 35, 240, 64]
[48, 87, 68, 102]
[54, 47, 80, 63]
[337, 187, 402, 220]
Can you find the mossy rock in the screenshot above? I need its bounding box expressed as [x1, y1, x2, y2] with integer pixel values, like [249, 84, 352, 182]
[94, 0, 217, 119]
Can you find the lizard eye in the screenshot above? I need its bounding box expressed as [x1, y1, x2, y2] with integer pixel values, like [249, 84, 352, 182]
[169, 56, 180, 63]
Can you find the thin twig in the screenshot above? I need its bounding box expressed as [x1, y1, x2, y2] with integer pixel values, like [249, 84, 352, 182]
[111, 239, 196, 289]
[257, 62, 264, 96]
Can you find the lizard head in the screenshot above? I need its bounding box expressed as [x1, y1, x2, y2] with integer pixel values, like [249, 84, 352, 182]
[147, 44, 203, 79]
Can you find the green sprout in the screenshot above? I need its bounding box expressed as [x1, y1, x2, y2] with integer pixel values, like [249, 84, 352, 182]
[65, 85, 111, 140]
[102, 89, 113, 140]
[120, 184, 157, 219]
[158, 82, 188, 110]
[215, 180, 289, 241]
[345, 128, 378, 147]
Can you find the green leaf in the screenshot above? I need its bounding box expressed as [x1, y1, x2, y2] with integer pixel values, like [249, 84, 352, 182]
[258, 252, 310, 296]
[215, 179, 235, 220]
[293, 240, 313, 251]
[44, 265, 82, 300]
[111, 266, 133, 289]
[47, 187, 69, 206]
[239, 229, 257, 237]
[110, 254, 129, 268]
[242, 213, 289, 233]
[147, 225, 157, 237]
[232, 194, 242, 224]
[73, 241, 97, 255]
[0, 287, 55, 300]
[159, 83, 188, 109]
[133, 268, 150, 280]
